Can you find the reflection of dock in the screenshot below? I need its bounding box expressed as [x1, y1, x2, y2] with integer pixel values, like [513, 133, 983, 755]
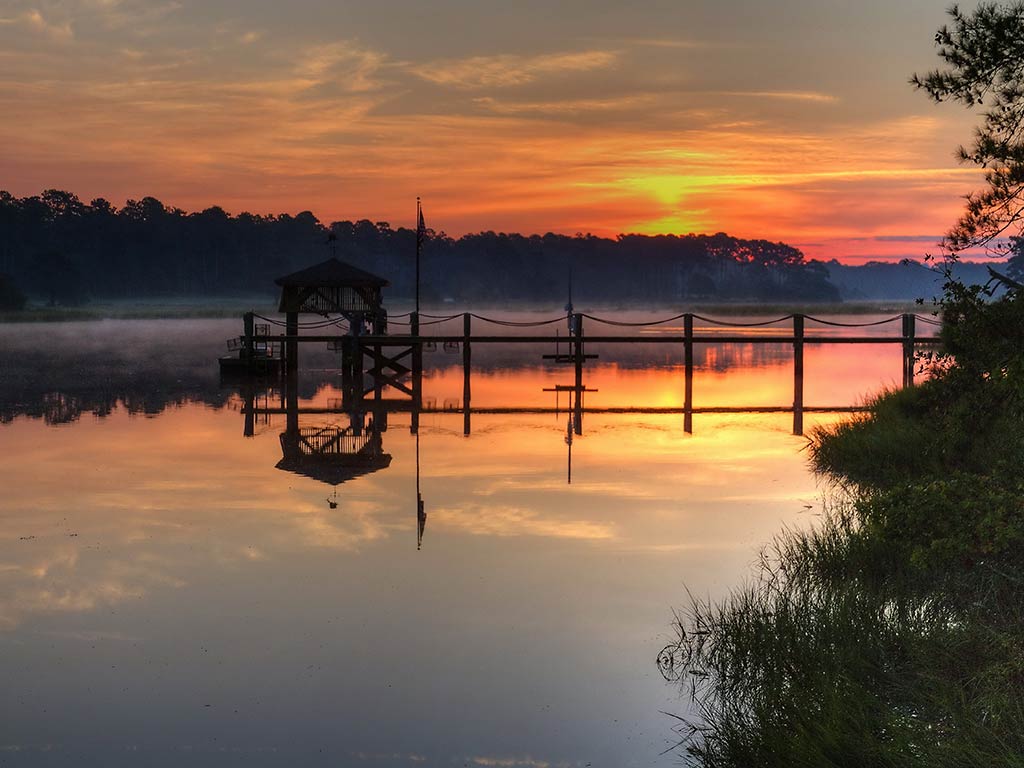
[248, 404, 865, 416]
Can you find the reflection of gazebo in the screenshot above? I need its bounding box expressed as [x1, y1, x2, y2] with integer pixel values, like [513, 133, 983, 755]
[276, 419, 392, 486]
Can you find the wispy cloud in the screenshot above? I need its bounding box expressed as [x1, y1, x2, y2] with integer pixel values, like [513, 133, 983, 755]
[718, 90, 838, 103]
[620, 36, 715, 49]
[0, 9, 73, 40]
[873, 234, 943, 242]
[415, 50, 618, 89]
[473, 93, 657, 115]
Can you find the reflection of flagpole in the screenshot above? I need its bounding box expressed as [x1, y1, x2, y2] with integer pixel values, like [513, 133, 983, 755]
[565, 412, 573, 485]
[416, 429, 426, 549]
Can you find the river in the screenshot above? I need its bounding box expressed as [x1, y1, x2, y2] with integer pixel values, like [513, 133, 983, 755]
[0, 312, 936, 766]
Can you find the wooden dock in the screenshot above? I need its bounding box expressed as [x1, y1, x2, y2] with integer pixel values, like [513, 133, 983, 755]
[230, 310, 942, 437]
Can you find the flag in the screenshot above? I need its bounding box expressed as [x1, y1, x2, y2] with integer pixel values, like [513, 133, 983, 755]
[417, 495, 426, 550]
[416, 203, 426, 249]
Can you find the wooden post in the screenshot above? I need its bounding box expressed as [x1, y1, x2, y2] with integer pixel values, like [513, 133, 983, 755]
[374, 315, 383, 402]
[243, 311, 254, 362]
[574, 312, 584, 391]
[463, 312, 471, 436]
[285, 366, 298, 437]
[340, 336, 354, 403]
[574, 313, 584, 435]
[411, 311, 422, 434]
[285, 311, 298, 375]
[684, 313, 694, 434]
[902, 313, 916, 388]
[243, 385, 255, 437]
[351, 319, 364, 400]
[793, 313, 804, 436]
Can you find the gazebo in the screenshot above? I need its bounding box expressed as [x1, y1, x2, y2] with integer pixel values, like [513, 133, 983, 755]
[274, 258, 390, 375]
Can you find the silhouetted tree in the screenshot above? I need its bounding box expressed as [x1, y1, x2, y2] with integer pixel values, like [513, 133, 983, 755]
[913, 2, 1024, 254]
[30, 250, 86, 306]
[0, 189, 844, 304]
[0, 273, 25, 310]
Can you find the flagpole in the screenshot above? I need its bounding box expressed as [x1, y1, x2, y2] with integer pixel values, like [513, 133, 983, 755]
[415, 196, 421, 314]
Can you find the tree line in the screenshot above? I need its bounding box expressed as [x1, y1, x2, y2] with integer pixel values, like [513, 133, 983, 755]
[0, 189, 842, 307]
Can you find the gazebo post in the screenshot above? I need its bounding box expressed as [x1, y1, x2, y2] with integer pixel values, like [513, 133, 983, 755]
[286, 310, 298, 376]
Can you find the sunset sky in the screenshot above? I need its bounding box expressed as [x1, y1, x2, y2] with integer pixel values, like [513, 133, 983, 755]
[0, 0, 987, 263]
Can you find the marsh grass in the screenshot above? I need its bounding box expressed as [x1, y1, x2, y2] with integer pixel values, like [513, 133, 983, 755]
[660, 496, 1024, 767]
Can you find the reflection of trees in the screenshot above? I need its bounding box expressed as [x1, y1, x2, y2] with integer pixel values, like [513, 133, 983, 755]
[0, 321, 794, 424]
[0, 358, 234, 424]
[0, 322, 333, 424]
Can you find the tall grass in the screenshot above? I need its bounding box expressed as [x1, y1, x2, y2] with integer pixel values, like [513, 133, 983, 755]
[660, 496, 1024, 767]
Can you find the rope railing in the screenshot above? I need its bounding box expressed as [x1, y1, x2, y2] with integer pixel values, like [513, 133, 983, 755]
[249, 309, 947, 333]
[580, 312, 687, 327]
[803, 315, 900, 328]
[469, 313, 565, 327]
[253, 313, 348, 330]
[692, 314, 795, 327]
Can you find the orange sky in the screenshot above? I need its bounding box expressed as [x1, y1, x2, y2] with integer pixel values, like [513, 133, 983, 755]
[0, 0, 987, 263]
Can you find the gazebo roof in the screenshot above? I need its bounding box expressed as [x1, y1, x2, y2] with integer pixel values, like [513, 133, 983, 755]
[274, 258, 389, 289]
[275, 453, 393, 486]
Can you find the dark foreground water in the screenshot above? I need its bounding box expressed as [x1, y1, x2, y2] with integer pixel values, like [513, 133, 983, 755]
[0, 315, 923, 766]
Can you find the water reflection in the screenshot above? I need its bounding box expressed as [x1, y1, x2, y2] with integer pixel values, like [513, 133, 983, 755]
[0, 317, 920, 766]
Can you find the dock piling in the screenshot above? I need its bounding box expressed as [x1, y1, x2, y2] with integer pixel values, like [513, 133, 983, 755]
[285, 312, 298, 376]
[411, 311, 422, 432]
[574, 313, 584, 434]
[463, 312, 472, 436]
[243, 311, 255, 363]
[902, 313, 916, 388]
[793, 313, 805, 435]
[684, 313, 694, 434]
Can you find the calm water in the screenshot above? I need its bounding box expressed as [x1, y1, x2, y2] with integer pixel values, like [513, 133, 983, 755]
[0, 315, 928, 766]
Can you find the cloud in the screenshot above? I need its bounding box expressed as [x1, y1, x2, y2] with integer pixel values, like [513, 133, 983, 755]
[618, 36, 716, 49]
[291, 41, 389, 92]
[415, 50, 618, 89]
[873, 234, 943, 242]
[473, 93, 658, 115]
[0, 9, 73, 40]
[718, 90, 838, 103]
[81, 0, 182, 31]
